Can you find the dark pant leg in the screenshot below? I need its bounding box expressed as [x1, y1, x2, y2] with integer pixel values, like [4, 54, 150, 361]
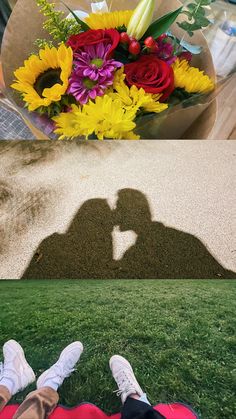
[121, 397, 166, 419]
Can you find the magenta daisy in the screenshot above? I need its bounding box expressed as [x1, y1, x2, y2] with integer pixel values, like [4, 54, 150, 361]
[68, 42, 122, 104]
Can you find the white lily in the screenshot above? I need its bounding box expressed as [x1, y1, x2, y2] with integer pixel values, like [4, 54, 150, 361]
[91, 1, 109, 13]
[127, 0, 155, 40]
[67, 1, 109, 22]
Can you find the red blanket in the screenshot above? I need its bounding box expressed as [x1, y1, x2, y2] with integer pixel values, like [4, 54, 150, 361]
[0, 402, 198, 418]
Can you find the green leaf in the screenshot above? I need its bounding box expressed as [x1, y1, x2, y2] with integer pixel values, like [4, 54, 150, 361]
[114, 50, 130, 64]
[200, 0, 214, 5]
[143, 6, 183, 39]
[61, 2, 90, 32]
[197, 16, 211, 26]
[187, 3, 205, 15]
[177, 21, 194, 36]
[176, 0, 214, 36]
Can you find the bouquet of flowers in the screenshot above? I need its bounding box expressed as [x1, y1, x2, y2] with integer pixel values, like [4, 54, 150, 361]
[2, 0, 220, 139]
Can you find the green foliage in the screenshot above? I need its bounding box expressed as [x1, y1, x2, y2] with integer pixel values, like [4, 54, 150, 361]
[34, 38, 54, 49]
[114, 44, 133, 64]
[36, 95, 74, 118]
[168, 88, 204, 107]
[61, 2, 90, 32]
[36, 0, 81, 43]
[117, 25, 127, 33]
[178, 0, 216, 37]
[143, 7, 183, 39]
[0, 280, 235, 419]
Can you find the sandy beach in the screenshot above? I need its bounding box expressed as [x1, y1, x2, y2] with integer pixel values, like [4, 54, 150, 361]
[0, 140, 235, 279]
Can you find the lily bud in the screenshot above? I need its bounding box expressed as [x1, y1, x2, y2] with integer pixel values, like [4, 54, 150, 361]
[127, 0, 155, 41]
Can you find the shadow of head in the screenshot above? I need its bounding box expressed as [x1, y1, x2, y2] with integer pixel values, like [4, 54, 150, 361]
[115, 188, 152, 234]
[22, 198, 116, 279]
[62, 198, 115, 266]
[68, 198, 114, 236]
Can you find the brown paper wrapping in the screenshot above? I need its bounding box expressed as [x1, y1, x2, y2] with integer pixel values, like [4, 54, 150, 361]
[1, 0, 216, 139]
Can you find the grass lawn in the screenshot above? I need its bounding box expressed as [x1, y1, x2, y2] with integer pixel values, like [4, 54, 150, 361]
[0, 280, 235, 418]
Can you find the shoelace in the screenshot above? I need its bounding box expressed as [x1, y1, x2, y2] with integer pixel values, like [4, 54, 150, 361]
[53, 363, 75, 380]
[114, 370, 135, 397]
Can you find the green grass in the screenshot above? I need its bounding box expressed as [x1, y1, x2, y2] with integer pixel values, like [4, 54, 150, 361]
[0, 280, 235, 419]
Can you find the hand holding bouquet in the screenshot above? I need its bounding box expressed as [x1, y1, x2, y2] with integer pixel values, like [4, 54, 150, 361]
[6, 0, 218, 139]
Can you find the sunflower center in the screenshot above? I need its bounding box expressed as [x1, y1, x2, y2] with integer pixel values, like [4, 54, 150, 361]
[90, 58, 104, 68]
[83, 78, 97, 90]
[34, 68, 62, 97]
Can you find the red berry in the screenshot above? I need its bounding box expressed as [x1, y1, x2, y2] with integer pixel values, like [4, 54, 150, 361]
[150, 43, 158, 53]
[158, 34, 167, 41]
[120, 32, 130, 44]
[144, 36, 155, 48]
[129, 40, 141, 55]
[129, 36, 136, 43]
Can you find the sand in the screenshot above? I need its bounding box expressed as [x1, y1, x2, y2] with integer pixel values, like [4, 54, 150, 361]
[0, 140, 235, 279]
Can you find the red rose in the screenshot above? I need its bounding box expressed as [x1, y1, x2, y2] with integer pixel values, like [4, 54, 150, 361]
[124, 55, 174, 102]
[67, 29, 120, 58]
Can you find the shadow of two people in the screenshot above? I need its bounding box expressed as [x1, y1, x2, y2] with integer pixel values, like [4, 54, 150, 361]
[22, 188, 236, 279]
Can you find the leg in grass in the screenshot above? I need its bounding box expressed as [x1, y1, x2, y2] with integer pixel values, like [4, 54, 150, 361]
[0, 340, 35, 412]
[14, 341, 83, 419]
[110, 355, 165, 419]
[0, 340, 83, 419]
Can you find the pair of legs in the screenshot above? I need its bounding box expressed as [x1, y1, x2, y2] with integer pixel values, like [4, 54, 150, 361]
[0, 340, 164, 419]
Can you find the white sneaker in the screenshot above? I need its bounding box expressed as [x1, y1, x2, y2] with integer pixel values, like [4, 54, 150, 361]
[37, 342, 83, 391]
[0, 340, 35, 395]
[109, 355, 143, 404]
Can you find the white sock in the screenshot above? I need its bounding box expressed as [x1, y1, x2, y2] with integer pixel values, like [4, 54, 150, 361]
[139, 393, 151, 405]
[38, 379, 59, 391]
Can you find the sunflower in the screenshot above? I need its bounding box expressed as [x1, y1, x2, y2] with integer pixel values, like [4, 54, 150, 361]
[53, 96, 139, 140]
[172, 59, 214, 94]
[11, 44, 73, 112]
[85, 10, 133, 30]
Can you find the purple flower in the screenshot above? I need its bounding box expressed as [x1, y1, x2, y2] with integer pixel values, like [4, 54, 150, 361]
[154, 35, 193, 66]
[156, 38, 175, 63]
[68, 42, 122, 104]
[74, 43, 122, 80]
[68, 73, 114, 104]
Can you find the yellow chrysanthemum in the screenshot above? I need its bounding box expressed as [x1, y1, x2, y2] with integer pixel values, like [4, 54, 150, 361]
[11, 44, 73, 112]
[85, 10, 133, 30]
[53, 104, 84, 140]
[53, 96, 139, 140]
[172, 59, 214, 94]
[109, 68, 168, 114]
